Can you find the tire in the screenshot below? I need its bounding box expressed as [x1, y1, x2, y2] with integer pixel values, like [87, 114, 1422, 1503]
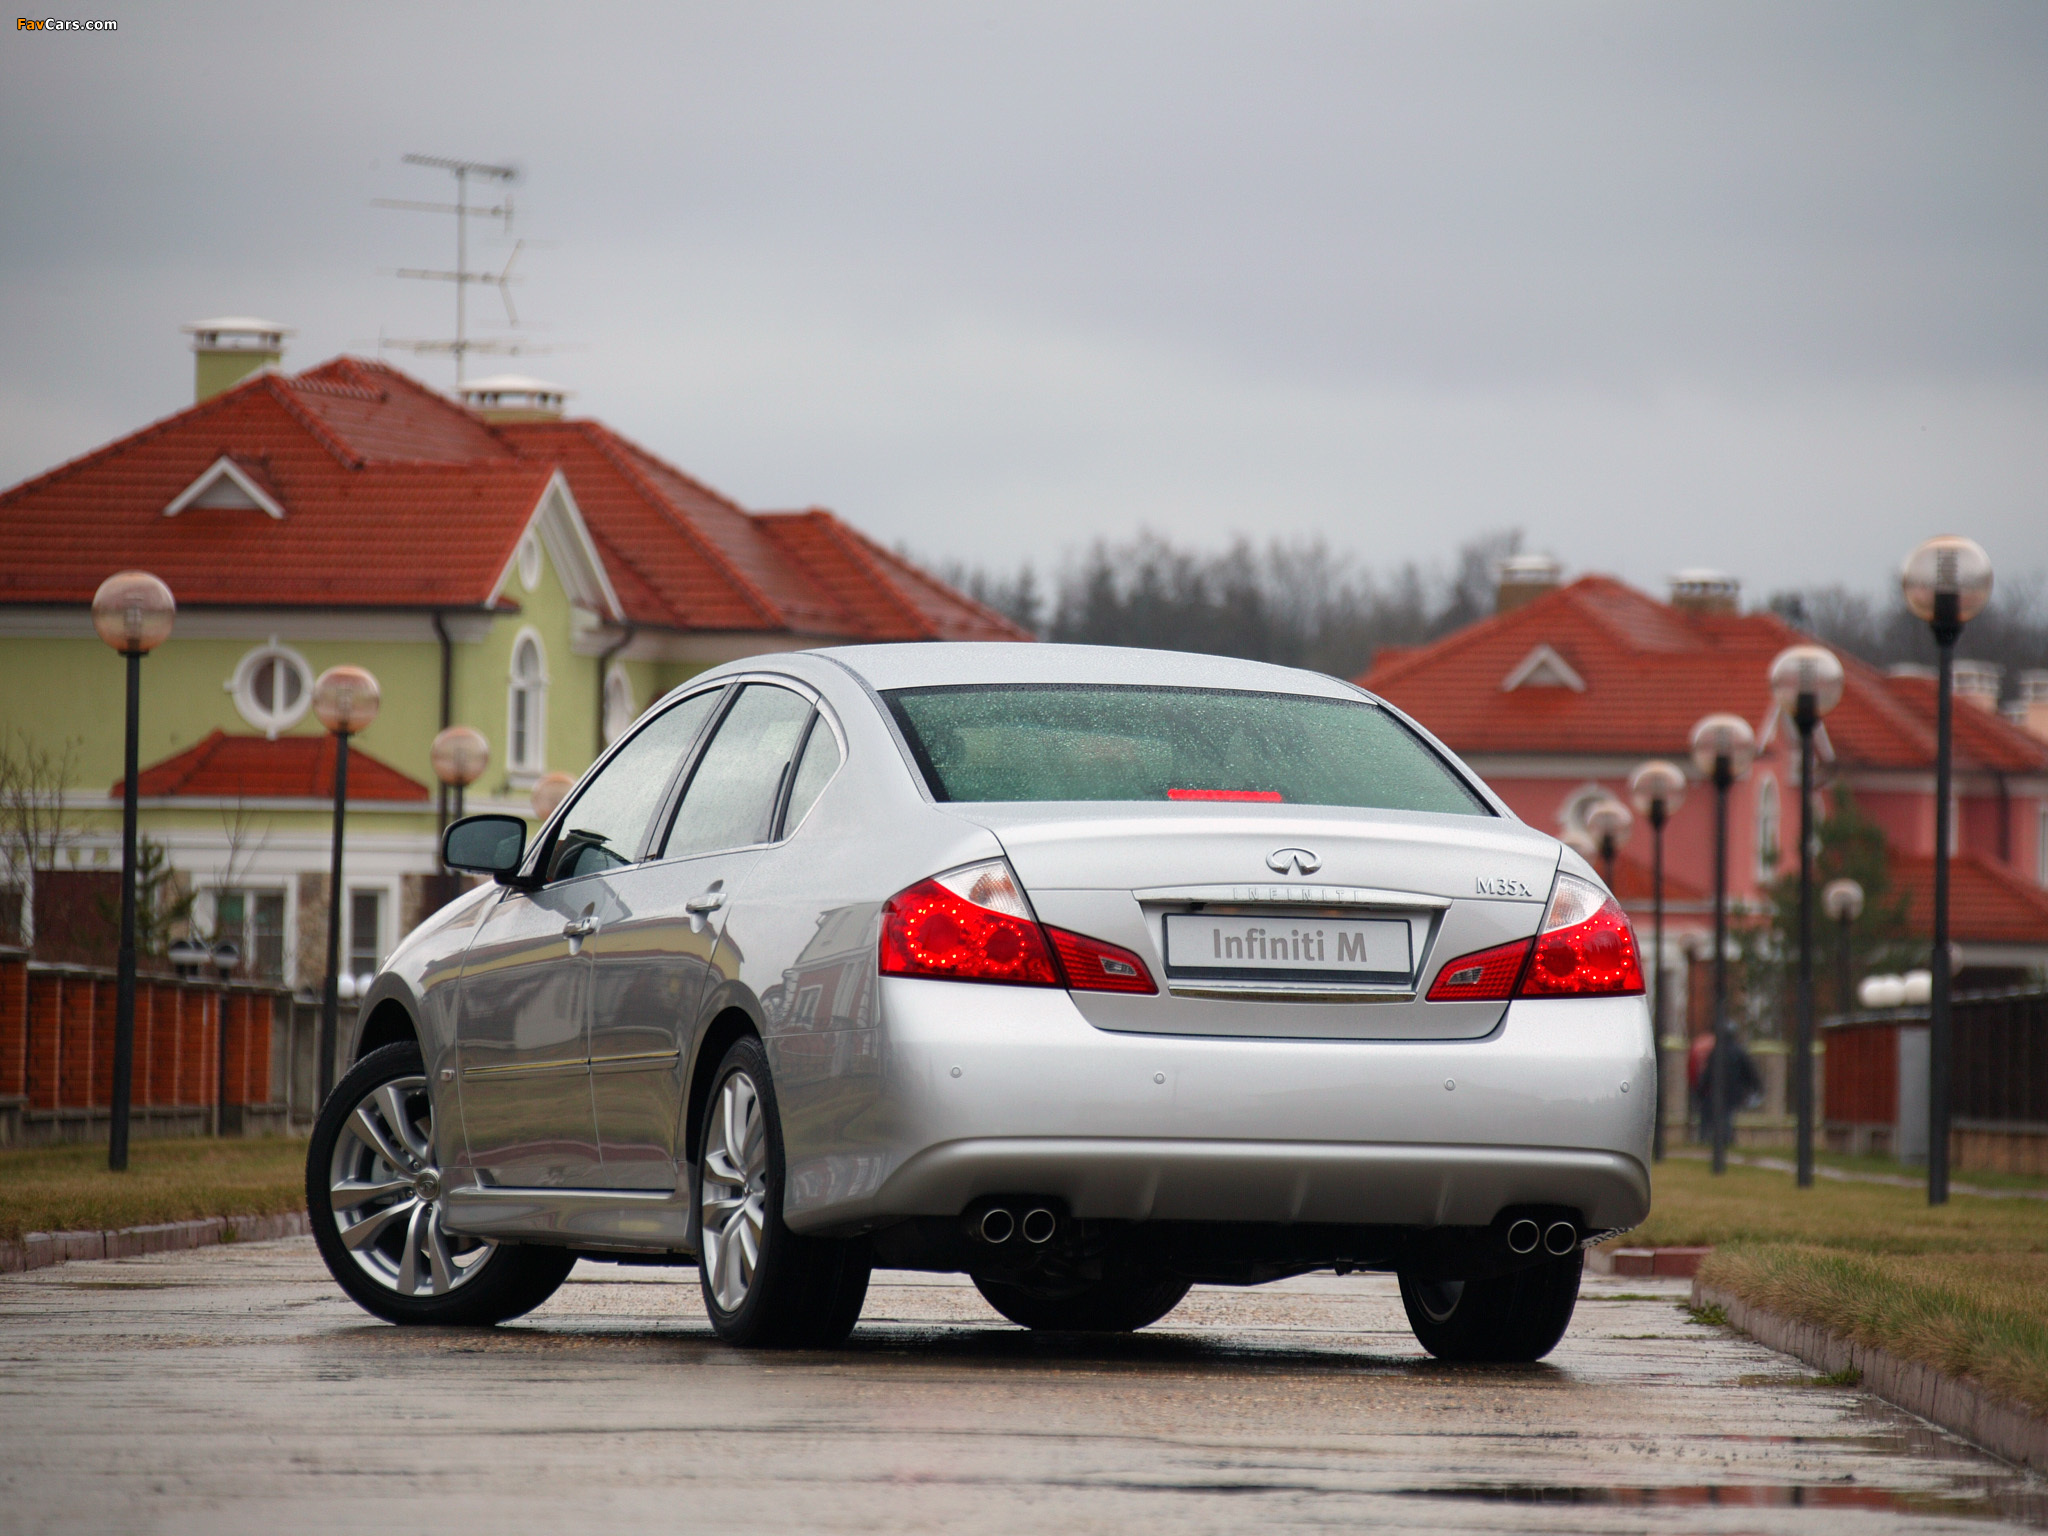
[974, 1267, 1192, 1332]
[1397, 1249, 1583, 1362]
[696, 1035, 871, 1348]
[307, 1041, 576, 1326]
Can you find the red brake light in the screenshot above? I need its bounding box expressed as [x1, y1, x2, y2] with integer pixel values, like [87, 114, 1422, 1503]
[1046, 926, 1157, 994]
[1425, 873, 1645, 1002]
[1517, 874, 1645, 997]
[1424, 936, 1531, 1001]
[879, 871, 1059, 987]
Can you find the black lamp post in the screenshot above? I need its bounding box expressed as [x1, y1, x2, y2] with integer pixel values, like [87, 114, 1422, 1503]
[90, 571, 175, 1172]
[1769, 643, 1846, 1189]
[1824, 877, 1865, 1018]
[1901, 535, 1993, 1206]
[312, 665, 380, 1106]
[1690, 712, 1756, 1175]
[1630, 760, 1687, 1163]
[1585, 794, 1633, 895]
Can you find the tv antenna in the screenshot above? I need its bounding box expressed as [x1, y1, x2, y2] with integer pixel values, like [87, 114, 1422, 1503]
[374, 153, 535, 385]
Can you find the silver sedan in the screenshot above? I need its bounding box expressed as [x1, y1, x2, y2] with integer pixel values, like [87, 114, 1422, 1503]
[309, 643, 1653, 1360]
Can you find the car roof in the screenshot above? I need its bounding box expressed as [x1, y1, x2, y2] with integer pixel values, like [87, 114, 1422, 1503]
[810, 641, 1368, 700]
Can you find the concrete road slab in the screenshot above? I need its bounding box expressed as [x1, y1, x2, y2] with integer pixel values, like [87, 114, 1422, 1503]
[1, 1240, 2044, 1533]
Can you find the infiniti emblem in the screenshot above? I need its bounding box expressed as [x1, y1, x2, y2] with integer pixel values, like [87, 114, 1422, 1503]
[1266, 847, 1321, 876]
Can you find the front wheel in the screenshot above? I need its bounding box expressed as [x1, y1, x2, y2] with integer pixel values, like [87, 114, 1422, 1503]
[696, 1036, 870, 1348]
[1398, 1249, 1582, 1362]
[307, 1041, 576, 1326]
[974, 1267, 1192, 1332]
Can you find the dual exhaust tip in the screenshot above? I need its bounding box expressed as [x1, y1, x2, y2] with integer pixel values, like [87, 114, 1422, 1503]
[1507, 1217, 1580, 1257]
[976, 1204, 1058, 1246]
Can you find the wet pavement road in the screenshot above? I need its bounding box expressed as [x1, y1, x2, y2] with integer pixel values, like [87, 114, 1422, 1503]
[1, 1239, 2043, 1534]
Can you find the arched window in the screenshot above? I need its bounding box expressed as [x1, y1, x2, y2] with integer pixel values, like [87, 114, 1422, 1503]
[602, 666, 635, 746]
[508, 631, 548, 775]
[229, 643, 312, 738]
[1755, 774, 1781, 881]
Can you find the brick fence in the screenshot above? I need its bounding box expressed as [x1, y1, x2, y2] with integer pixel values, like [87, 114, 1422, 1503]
[0, 947, 321, 1146]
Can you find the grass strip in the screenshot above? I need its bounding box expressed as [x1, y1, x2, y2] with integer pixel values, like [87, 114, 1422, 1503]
[0, 1138, 307, 1244]
[1635, 1157, 2048, 1419]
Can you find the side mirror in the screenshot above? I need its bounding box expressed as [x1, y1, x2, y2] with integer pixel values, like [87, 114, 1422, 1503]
[443, 814, 528, 883]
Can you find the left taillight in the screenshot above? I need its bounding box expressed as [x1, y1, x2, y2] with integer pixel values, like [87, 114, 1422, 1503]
[878, 859, 1157, 994]
[1425, 872, 1644, 1002]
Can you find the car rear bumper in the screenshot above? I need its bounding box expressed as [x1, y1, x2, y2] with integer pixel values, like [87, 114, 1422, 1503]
[776, 977, 1655, 1235]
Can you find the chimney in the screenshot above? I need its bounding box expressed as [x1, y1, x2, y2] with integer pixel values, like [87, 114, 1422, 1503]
[2004, 669, 2048, 742]
[1668, 569, 1740, 616]
[183, 317, 290, 401]
[1952, 659, 2003, 713]
[458, 375, 570, 423]
[1495, 554, 1562, 614]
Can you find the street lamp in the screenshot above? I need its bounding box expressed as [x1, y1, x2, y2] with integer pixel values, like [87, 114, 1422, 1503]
[91, 571, 175, 1172]
[1769, 642, 1846, 1190]
[430, 725, 490, 828]
[1901, 535, 1993, 1205]
[1823, 877, 1865, 1017]
[1690, 711, 1757, 1175]
[530, 771, 575, 823]
[1629, 759, 1687, 1162]
[1584, 795, 1633, 892]
[312, 665, 380, 1106]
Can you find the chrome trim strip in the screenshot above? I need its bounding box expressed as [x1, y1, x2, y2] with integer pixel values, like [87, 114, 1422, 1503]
[1164, 983, 1418, 1003]
[1135, 884, 1453, 910]
[588, 1050, 682, 1067]
[459, 1058, 587, 1079]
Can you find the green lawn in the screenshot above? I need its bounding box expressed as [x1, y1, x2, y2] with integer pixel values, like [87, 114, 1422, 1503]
[0, 1138, 307, 1244]
[1638, 1157, 2048, 1418]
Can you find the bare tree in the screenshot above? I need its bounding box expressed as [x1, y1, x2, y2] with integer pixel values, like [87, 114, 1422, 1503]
[0, 728, 81, 946]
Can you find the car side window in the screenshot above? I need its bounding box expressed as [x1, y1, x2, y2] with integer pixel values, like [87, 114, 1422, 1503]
[779, 715, 842, 837]
[661, 684, 815, 860]
[546, 689, 722, 883]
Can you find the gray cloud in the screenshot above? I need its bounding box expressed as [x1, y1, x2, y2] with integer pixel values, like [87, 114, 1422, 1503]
[2, 0, 2044, 597]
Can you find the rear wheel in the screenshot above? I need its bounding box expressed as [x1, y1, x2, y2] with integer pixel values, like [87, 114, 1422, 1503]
[307, 1041, 575, 1326]
[974, 1267, 1192, 1332]
[696, 1036, 870, 1348]
[1398, 1250, 1582, 1362]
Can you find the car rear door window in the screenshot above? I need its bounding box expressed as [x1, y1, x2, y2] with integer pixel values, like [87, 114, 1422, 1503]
[662, 684, 816, 859]
[546, 689, 721, 881]
[778, 716, 842, 836]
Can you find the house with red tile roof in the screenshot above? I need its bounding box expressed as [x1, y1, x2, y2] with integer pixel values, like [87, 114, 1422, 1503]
[0, 336, 1025, 987]
[1359, 565, 2048, 1018]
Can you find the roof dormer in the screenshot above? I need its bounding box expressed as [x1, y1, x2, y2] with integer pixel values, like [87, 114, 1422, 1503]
[1501, 643, 1586, 693]
[163, 456, 286, 520]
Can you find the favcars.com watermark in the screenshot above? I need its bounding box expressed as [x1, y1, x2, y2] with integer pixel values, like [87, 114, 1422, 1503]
[18, 16, 119, 28]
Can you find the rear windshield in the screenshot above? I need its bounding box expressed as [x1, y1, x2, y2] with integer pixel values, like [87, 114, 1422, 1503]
[883, 684, 1490, 816]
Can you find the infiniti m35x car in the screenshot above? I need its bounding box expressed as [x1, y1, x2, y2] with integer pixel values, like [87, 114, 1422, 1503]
[308, 643, 1652, 1361]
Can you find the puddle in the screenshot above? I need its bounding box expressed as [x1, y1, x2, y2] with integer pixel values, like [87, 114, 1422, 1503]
[1405, 1482, 2048, 1526]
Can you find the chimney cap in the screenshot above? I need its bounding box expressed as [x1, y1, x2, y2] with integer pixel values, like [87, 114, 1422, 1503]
[183, 317, 293, 350]
[458, 374, 572, 422]
[1668, 569, 1741, 615]
[1493, 553, 1562, 614]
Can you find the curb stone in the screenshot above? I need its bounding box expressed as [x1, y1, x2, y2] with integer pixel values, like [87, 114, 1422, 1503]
[1692, 1278, 2048, 1474]
[0, 1211, 309, 1275]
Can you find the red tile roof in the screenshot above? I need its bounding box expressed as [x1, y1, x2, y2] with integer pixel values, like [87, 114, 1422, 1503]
[0, 356, 1031, 644]
[1890, 851, 2048, 946]
[1359, 576, 2048, 775]
[116, 730, 430, 803]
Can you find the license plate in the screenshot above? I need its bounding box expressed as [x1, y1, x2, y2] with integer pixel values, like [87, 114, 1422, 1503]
[1162, 913, 1412, 984]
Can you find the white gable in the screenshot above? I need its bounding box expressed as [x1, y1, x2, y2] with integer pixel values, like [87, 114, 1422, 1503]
[487, 471, 625, 621]
[1501, 643, 1586, 693]
[163, 456, 286, 520]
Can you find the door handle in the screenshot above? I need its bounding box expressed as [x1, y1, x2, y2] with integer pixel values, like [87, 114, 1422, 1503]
[562, 916, 598, 938]
[684, 890, 726, 915]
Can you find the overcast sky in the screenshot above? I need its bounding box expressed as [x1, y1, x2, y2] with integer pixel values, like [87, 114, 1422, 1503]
[3, 1, 2044, 600]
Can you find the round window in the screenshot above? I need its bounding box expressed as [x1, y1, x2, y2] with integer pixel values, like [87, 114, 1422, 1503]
[231, 644, 313, 737]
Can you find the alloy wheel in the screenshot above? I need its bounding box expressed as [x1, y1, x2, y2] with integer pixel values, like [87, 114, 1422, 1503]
[700, 1070, 769, 1312]
[326, 1074, 494, 1297]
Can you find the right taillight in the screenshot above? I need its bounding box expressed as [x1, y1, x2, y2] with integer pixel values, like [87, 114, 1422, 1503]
[1426, 872, 1645, 1002]
[1518, 872, 1644, 996]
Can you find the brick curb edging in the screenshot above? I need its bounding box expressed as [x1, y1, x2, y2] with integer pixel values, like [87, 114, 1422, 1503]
[0, 1211, 310, 1274]
[1692, 1278, 2048, 1473]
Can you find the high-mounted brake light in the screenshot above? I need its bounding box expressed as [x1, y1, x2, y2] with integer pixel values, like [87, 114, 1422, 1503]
[878, 859, 1159, 994]
[1425, 872, 1644, 1002]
